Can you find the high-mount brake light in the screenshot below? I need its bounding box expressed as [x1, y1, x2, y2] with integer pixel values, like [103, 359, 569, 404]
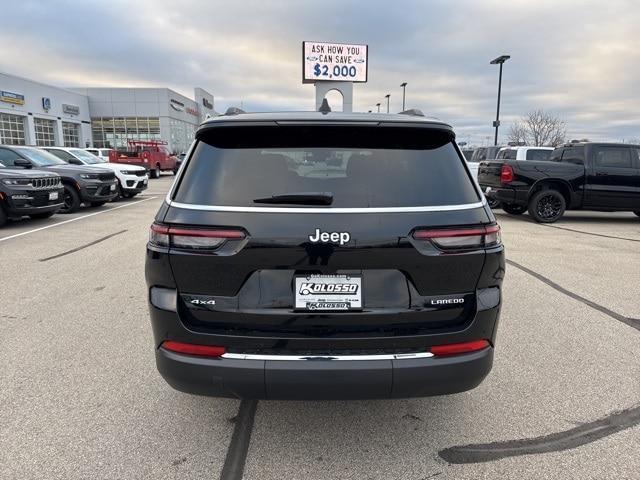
[161, 341, 226, 358]
[430, 339, 490, 357]
[413, 225, 501, 249]
[501, 165, 515, 184]
[149, 223, 245, 250]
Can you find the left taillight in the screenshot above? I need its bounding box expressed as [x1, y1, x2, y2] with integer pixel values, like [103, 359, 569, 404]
[149, 223, 245, 250]
[413, 224, 501, 250]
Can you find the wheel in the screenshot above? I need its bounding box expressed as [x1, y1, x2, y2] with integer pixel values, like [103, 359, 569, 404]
[0, 205, 7, 227]
[90, 201, 107, 207]
[486, 197, 501, 209]
[528, 189, 566, 223]
[29, 211, 56, 220]
[61, 185, 81, 213]
[172, 168, 178, 175]
[150, 164, 160, 179]
[502, 204, 527, 215]
[122, 191, 135, 199]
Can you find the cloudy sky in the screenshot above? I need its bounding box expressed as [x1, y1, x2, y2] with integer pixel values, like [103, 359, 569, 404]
[1, 0, 638, 144]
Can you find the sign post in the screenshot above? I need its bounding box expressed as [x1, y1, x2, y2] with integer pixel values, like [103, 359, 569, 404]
[302, 41, 368, 113]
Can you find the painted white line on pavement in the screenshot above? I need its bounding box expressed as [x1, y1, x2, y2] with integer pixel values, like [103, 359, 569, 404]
[0, 196, 158, 243]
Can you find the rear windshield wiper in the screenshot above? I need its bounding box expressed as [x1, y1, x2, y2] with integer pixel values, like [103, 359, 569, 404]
[253, 192, 333, 205]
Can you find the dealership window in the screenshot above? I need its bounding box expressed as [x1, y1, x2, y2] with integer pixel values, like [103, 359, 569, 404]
[0, 113, 27, 145]
[170, 118, 196, 153]
[62, 122, 80, 147]
[34, 118, 56, 146]
[90, 117, 160, 148]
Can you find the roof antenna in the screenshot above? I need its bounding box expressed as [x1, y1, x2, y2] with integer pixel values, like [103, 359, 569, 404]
[319, 98, 331, 114]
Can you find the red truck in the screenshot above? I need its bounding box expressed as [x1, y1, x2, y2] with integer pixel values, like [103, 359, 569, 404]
[108, 140, 178, 178]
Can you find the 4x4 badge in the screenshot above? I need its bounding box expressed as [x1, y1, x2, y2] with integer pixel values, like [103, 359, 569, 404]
[308, 228, 351, 245]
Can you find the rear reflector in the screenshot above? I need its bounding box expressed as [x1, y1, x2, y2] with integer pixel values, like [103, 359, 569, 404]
[161, 341, 226, 358]
[413, 225, 501, 249]
[430, 339, 490, 357]
[150, 223, 245, 250]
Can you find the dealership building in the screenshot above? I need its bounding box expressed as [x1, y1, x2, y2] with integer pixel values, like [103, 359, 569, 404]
[1, 72, 215, 153]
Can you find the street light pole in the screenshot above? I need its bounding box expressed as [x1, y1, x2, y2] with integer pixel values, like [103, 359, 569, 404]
[385, 94, 390, 113]
[490, 55, 510, 146]
[400, 82, 407, 111]
[376, 103, 381, 113]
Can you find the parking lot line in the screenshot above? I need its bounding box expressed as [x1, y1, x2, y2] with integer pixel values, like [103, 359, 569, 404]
[507, 259, 640, 332]
[0, 196, 157, 244]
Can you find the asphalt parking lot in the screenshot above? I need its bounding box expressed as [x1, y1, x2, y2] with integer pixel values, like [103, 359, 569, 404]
[1, 175, 638, 480]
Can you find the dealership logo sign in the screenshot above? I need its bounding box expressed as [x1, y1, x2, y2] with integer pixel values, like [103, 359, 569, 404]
[42, 97, 51, 111]
[1, 90, 25, 105]
[202, 98, 213, 109]
[170, 99, 185, 112]
[62, 104, 80, 115]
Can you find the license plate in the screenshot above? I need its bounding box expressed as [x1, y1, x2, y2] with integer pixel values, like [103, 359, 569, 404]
[295, 274, 362, 310]
[49, 192, 58, 200]
[110, 184, 116, 191]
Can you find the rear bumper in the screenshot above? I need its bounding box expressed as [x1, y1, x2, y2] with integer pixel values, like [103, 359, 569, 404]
[156, 346, 493, 400]
[482, 185, 528, 206]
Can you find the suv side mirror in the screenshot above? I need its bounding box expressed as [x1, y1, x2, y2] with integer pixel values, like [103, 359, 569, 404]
[14, 158, 32, 169]
[69, 158, 83, 165]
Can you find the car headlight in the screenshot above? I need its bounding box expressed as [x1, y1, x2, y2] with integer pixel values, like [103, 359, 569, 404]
[1, 178, 31, 186]
[79, 173, 100, 179]
[120, 170, 138, 175]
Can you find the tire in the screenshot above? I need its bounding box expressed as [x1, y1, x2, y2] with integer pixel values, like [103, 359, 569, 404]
[29, 211, 56, 220]
[486, 197, 501, 209]
[502, 204, 527, 215]
[122, 191, 135, 199]
[61, 185, 81, 213]
[528, 189, 566, 223]
[150, 164, 160, 179]
[90, 201, 107, 207]
[0, 205, 7, 227]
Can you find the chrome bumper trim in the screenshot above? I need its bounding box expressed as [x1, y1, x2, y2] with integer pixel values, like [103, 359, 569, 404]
[220, 352, 434, 361]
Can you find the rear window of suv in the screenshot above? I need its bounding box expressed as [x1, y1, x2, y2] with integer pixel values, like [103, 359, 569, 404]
[172, 125, 480, 208]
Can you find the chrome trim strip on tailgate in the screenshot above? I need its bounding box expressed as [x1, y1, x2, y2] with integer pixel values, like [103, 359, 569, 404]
[165, 198, 486, 213]
[221, 352, 434, 361]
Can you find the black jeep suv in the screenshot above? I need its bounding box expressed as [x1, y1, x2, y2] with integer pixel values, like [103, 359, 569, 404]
[0, 163, 64, 226]
[0, 146, 118, 212]
[146, 110, 505, 400]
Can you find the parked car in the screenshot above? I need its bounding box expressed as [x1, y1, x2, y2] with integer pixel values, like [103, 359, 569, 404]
[478, 142, 640, 222]
[0, 163, 64, 226]
[85, 148, 114, 162]
[0, 146, 118, 213]
[471, 146, 503, 163]
[470, 146, 505, 208]
[495, 146, 554, 161]
[461, 148, 475, 161]
[108, 140, 178, 178]
[146, 110, 505, 400]
[43, 147, 148, 199]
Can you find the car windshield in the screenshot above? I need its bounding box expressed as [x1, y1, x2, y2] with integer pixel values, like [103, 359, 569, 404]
[174, 126, 480, 208]
[70, 149, 105, 164]
[17, 148, 67, 166]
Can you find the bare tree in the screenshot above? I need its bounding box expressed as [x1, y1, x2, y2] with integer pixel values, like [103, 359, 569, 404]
[507, 109, 566, 146]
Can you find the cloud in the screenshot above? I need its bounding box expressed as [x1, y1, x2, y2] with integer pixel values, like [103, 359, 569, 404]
[1, 0, 638, 142]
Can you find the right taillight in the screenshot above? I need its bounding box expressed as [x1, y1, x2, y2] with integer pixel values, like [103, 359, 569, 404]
[149, 223, 245, 250]
[500, 165, 514, 184]
[413, 225, 501, 250]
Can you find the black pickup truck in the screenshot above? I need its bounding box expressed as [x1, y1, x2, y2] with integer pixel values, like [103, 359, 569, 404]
[478, 142, 640, 222]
